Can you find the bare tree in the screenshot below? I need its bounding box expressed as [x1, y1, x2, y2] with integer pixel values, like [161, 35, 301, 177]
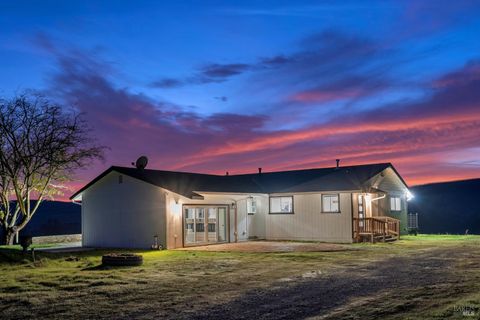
[0, 94, 103, 245]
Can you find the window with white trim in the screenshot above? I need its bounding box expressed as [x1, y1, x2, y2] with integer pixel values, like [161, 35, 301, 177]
[390, 196, 402, 211]
[322, 194, 340, 213]
[269, 196, 293, 214]
[247, 197, 256, 215]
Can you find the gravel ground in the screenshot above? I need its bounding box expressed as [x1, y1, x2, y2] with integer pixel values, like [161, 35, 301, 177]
[182, 246, 473, 320]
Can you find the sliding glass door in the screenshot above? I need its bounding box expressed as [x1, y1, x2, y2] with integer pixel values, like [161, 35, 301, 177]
[184, 206, 228, 246]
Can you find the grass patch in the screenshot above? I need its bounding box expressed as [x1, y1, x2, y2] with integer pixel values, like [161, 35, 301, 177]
[0, 235, 479, 319]
[402, 234, 480, 241]
[0, 243, 60, 250]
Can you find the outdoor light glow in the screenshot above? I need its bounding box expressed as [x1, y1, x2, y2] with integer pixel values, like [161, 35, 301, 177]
[406, 191, 414, 201]
[170, 200, 181, 216]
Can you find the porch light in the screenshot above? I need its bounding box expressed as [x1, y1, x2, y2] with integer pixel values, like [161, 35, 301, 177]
[170, 200, 181, 216]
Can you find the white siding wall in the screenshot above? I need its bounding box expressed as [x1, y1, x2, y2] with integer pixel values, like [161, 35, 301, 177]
[164, 193, 268, 248]
[82, 174, 354, 249]
[164, 193, 183, 249]
[82, 172, 167, 249]
[375, 168, 408, 193]
[265, 193, 353, 243]
[164, 193, 236, 248]
[164, 192, 353, 247]
[236, 199, 248, 241]
[248, 196, 267, 239]
[236, 196, 268, 240]
[370, 167, 409, 234]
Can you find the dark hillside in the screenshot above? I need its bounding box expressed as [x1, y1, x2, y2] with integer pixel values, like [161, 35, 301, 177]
[409, 178, 480, 234]
[1, 200, 80, 237]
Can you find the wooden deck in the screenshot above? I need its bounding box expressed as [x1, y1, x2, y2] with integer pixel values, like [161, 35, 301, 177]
[353, 216, 400, 243]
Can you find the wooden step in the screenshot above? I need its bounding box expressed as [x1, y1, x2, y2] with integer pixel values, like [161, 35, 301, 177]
[355, 233, 399, 243]
[373, 235, 398, 243]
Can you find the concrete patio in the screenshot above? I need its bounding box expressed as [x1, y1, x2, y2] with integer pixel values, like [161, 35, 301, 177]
[176, 240, 352, 253]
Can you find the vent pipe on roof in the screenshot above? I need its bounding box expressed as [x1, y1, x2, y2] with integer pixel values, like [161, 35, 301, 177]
[336, 159, 340, 169]
[258, 167, 262, 174]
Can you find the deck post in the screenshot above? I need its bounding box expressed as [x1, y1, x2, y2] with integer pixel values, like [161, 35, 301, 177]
[357, 218, 360, 242]
[383, 221, 387, 242]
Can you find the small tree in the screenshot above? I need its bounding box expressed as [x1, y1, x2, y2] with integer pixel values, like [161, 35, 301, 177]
[0, 94, 103, 245]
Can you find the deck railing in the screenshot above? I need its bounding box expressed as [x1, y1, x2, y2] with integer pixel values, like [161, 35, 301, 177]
[353, 216, 400, 243]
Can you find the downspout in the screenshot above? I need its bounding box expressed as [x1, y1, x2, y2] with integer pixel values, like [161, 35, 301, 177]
[350, 193, 355, 243]
[231, 195, 258, 241]
[370, 194, 386, 202]
[229, 197, 255, 243]
[370, 194, 385, 218]
[233, 200, 238, 243]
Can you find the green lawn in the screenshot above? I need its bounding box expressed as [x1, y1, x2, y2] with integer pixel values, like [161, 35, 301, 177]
[0, 243, 60, 250]
[1, 235, 479, 319]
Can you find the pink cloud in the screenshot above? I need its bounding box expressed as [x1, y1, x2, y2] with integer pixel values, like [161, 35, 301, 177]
[40, 43, 480, 201]
[290, 88, 365, 103]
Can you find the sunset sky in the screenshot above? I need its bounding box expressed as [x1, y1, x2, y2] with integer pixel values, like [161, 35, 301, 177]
[1, 0, 480, 197]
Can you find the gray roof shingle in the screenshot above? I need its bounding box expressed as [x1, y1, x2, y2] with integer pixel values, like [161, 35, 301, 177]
[71, 163, 406, 200]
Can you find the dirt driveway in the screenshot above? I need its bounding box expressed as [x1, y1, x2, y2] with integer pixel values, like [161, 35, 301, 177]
[179, 246, 479, 320]
[1, 237, 478, 320]
[177, 241, 351, 253]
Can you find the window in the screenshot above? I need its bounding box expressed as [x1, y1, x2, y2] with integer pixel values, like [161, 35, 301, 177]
[196, 223, 205, 232]
[196, 208, 205, 219]
[322, 194, 340, 213]
[269, 196, 293, 214]
[247, 197, 256, 215]
[208, 208, 216, 219]
[185, 208, 195, 219]
[390, 196, 402, 211]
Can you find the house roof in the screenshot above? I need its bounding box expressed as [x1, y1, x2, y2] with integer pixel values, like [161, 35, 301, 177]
[70, 162, 408, 200]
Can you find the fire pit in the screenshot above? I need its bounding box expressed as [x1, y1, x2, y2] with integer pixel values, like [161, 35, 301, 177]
[101, 253, 143, 266]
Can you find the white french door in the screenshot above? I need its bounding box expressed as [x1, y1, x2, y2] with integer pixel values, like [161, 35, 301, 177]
[184, 206, 228, 246]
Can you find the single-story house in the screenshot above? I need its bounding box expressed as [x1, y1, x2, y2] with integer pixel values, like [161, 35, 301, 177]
[70, 162, 411, 249]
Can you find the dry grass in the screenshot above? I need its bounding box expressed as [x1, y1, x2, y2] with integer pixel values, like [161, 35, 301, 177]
[0, 235, 479, 319]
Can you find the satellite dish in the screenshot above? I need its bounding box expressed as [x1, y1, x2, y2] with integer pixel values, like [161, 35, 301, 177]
[135, 156, 148, 169]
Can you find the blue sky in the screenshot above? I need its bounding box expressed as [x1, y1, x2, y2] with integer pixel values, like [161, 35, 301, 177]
[1, 0, 480, 188]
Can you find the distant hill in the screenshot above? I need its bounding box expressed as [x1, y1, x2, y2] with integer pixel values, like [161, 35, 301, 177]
[1, 200, 81, 237]
[409, 178, 480, 234]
